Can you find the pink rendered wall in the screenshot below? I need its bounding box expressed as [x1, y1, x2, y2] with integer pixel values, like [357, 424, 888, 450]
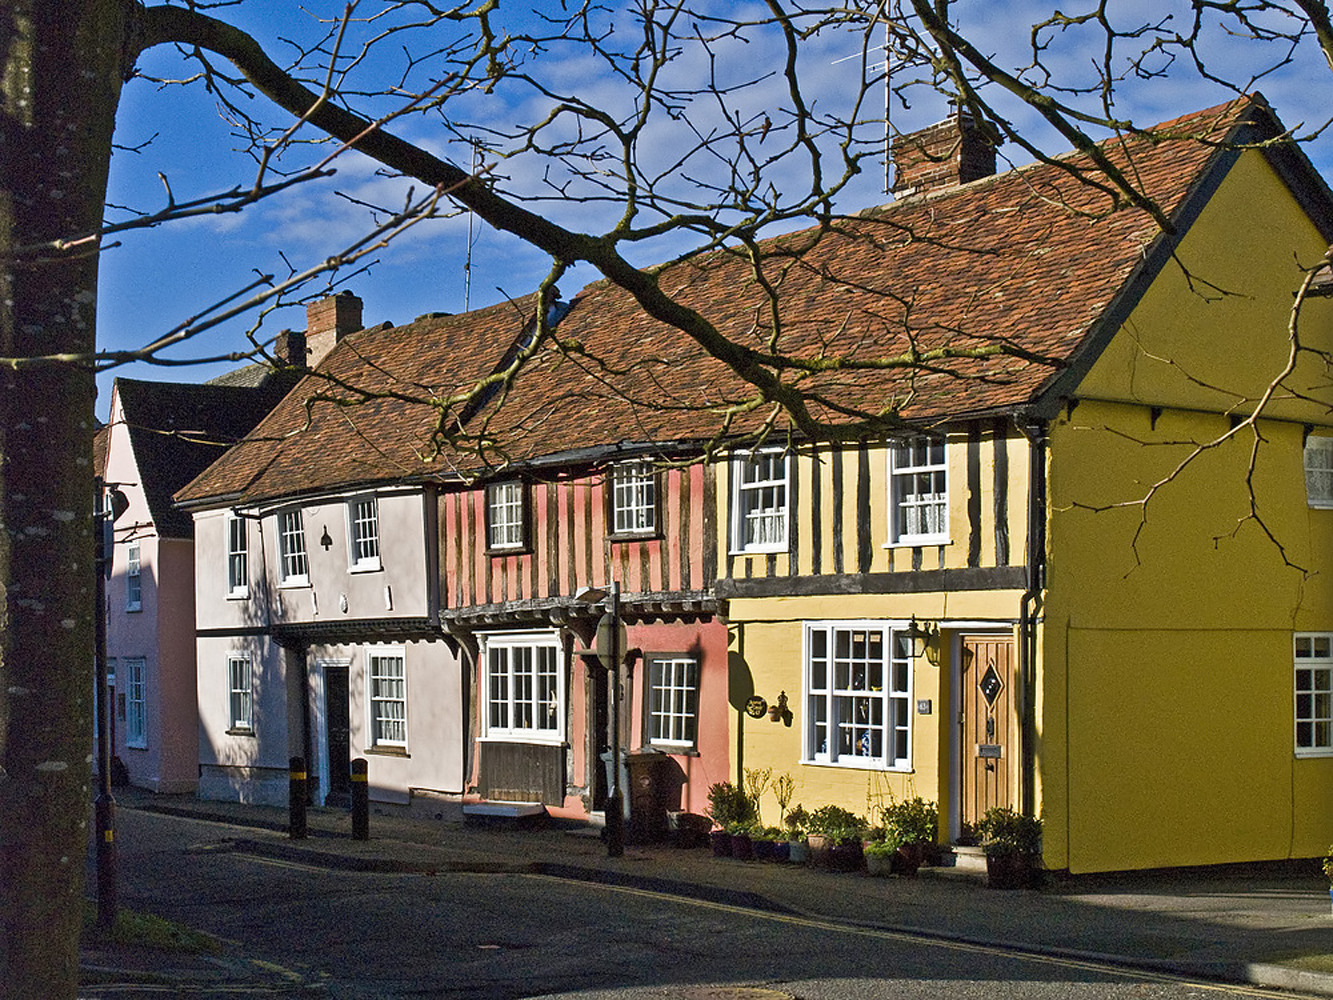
[625, 618, 731, 818]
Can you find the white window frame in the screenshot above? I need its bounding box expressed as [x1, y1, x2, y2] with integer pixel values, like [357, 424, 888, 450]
[646, 655, 699, 749]
[347, 496, 382, 572]
[610, 461, 658, 537]
[802, 621, 911, 770]
[226, 514, 249, 598]
[1304, 435, 1333, 509]
[482, 632, 564, 744]
[486, 482, 527, 551]
[277, 509, 310, 586]
[125, 540, 142, 611]
[367, 646, 408, 750]
[889, 436, 949, 546]
[227, 653, 254, 734]
[1295, 632, 1333, 756]
[730, 449, 789, 554]
[123, 656, 147, 749]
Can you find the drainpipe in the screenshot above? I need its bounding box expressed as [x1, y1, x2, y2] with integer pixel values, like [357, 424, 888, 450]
[1018, 418, 1048, 820]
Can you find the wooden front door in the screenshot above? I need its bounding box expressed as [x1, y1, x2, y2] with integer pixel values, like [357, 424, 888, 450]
[959, 634, 1016, 829]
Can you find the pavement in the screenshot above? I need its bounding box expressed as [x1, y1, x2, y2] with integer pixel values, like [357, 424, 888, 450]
[81, 789, 1333, 998]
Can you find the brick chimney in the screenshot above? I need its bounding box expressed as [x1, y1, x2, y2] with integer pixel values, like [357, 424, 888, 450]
[890, 110, 1001, 198]
[273, 329, 307, 367]
[305, 290, 364, 367]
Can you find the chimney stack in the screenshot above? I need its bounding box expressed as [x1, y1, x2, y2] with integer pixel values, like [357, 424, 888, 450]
[273, 329, 307, 368]
[891, 109, 1001, 198]
[305, 290, 364, 367]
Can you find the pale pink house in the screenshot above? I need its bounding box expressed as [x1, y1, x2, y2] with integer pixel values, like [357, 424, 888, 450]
[101, 375, 294, 792]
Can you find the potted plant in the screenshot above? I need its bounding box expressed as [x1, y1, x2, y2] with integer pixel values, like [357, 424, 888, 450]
[706, 782, 756, 858]
[784, 804, 810, 864]
[729, 820, 756, 861]
[863, 835, 898, 876]
[976, 806, 1042, 889]
[806, 805, 866, 871]
[880, 795, 938, 876]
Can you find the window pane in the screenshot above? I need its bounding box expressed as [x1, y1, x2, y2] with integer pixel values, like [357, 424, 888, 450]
[1294, 634, 1333, 752]
[350, 498, 379, 564]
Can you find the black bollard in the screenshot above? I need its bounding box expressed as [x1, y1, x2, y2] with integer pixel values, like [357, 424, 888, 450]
[351, 758, 369, 841]
[289, 756, 308, 839]
[95, 792, 117, 928]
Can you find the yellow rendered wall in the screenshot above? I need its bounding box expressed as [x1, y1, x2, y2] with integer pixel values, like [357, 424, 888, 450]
[1044, 405, 1333, 872]
[1077, 150, 1333, 423]
[1043, 148, 1333, 873]
[726, 590, 1021, 831]
[719, 427, 1028, 582]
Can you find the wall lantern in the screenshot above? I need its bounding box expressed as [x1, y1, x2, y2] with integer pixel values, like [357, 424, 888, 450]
[905, 616, 941, 666]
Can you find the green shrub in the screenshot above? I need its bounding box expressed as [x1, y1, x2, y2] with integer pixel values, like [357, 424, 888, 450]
[783, 803, 810, 840]
[806, 804, 866, 842]
[707, 781, 757, 832]
[975, 807, 1042, 857]
[880, 795, 937, 849]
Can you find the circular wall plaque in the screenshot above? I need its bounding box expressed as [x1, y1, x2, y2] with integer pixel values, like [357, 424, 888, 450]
[745, 696, 768, 719]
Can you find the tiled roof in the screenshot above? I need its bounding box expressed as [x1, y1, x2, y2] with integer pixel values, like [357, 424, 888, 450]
[466, 97, 1308, 463]
[176, 295, 544, 506]
[115, 378, 294, 536]
[176, 96, 1329, 505]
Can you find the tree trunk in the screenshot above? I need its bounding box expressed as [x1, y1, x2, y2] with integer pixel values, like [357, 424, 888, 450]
[0, 3, 126, 997]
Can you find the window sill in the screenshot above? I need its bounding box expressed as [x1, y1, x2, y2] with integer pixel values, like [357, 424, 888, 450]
[277, 579, 310, 589]
[125, 606, 143, 614]
[486, 546, 531, 558]
[1294, 748, 1333, 758]
[644, 743, 699, 756]
[729, 545, 788, 557]
[225, 727, 255, 737]
[349, 562, 383, 575]
[225, 591, 250, 602]
[883, 538, 951, 550]
[800, 758, 913, 772]
[609, 531, 662, 543]
[479, 735, 566, 748]
[366, 746, 409, 758]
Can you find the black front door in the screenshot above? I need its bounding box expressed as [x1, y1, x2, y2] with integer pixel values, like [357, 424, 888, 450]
[326, 666, 351, 807]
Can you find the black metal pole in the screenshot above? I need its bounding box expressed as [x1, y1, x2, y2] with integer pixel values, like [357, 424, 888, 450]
[351, 758, 369, 841]
[289, 756, 308, 839]
[605, 582, 624, 858]
[93, 480, 117, 929]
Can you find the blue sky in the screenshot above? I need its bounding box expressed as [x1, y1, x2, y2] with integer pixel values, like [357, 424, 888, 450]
[96, 2, 1333, 420]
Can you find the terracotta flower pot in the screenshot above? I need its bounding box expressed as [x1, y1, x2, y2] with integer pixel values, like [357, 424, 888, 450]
[709, 830, 733, 857]
[985, 851, 1035, 889]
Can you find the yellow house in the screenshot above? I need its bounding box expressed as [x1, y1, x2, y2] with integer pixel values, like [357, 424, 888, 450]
[705, 96, 1333, 872]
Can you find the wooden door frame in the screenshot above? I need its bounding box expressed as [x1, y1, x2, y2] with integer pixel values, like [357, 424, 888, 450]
[950, 630, 1017, 842]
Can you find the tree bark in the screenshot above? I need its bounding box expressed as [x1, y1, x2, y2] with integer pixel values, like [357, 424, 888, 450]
[0, 3, 126, 997]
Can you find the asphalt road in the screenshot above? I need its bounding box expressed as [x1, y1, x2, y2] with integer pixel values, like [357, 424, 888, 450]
[110, 809, 1320, 1000]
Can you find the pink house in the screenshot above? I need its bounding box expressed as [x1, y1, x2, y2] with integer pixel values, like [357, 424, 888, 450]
[101, 374, 293, 792]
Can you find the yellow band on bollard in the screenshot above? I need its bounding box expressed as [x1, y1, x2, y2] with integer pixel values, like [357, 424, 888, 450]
[290, 771, 307, 780]
[103, 830, 114, 843]
[351, 773, 368, 783]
